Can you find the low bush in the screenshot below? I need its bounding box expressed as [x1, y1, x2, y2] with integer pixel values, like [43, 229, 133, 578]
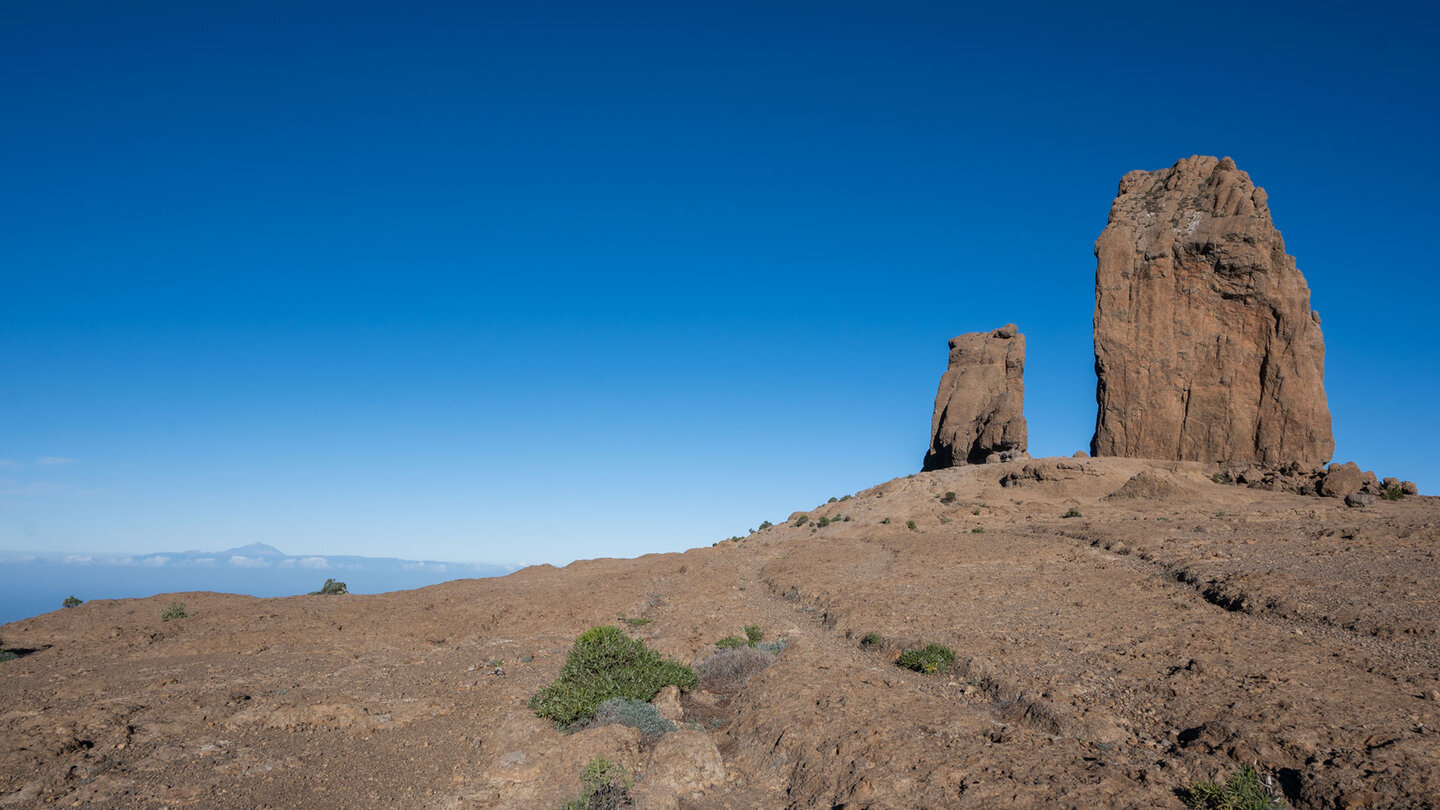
[859, 632, 883, 648]
[940, 491, 957, 504]
[1210, 471, 1235, 485]
[697, 646, 774, 691]
[62, 596, 82, 608]
[587, 697, 676, 736]
[1182, 765, 1285, 809]
[0, 651, 14, 663]
[971, 526, 984, 534]
[757, 520, 773, 531]
[556, 757, 634, 810]
[880, 517, 891, 524]
[622, 617, 650, 626]
[794, 515, 809, 527]
[897, 643, 955, 675]
[755, 638, 787, 655]
[530, 626, 696, 727]
[1381, 485, 1406, 501]
[906, 520, 917, 531]
[816, 515, 831, 527]
[1062, 507, 1083, 518]
[161, 601, 188, 621]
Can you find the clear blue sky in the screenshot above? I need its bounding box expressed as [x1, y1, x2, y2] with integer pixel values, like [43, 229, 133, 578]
[4, 1, 1437, 566]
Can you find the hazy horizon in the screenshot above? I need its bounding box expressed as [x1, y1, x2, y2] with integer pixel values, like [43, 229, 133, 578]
[0, 542, 519, 625]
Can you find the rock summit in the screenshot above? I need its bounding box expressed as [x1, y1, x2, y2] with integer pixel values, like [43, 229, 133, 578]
[1091, 155, 1333, 466]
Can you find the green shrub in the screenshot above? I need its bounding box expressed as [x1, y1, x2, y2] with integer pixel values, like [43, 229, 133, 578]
[794, 515, 809, 527]
[1183, 765, 1285, 809]
[839, 494, 851, 502]
[0, 651, 15, 663]
[940, 491, 957, 504]
[897, 643, 955, 675]
[556, 756, 634, 810]
[1210, 471, 1235, 485]
[312, 578, 348, 595]
[816, 515, 831, 527]
[622, 617, 650, 626]
[880, 517, 891, 524]
[827, 496, 838, 503]
[744, 625, 763, 644]
[62, 595, 82, 608]
[1062, 507, 1083, 518]
[588, 697, 676, 736]
[755, 638, 787, 655]
[161, 601, 188, 621]
[859, 632, 883, 648]
[971, 526, 984, 534]
[757, 520, 774, 531]
[906, 520, 917, 531]
[715, 635, 747, 649]
[1381, 485, 1405, 501]
[530, 626, 696, 727]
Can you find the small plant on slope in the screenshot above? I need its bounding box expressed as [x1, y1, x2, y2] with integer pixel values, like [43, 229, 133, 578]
[897, 643, 956, 675]
[62, 596, 82, 608]
[530, 626, 696, 727]
[1182, 765, 1286, 809]
[556, 757, 634, 810]
[1062, 507, 1083, 518]
[161, 601, 188, 621]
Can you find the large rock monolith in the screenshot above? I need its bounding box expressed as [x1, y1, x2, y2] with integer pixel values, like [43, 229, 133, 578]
[1091, 156, 1333, 467]
[923, 324, 1027, 470]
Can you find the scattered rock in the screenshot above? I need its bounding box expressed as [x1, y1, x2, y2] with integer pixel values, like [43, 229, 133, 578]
[1000, 460, 1089, 487]
[1091, 156, 1333, 466]
[923, 324, 1027, 470]
[650, 684, 683, 724]
[1402, 481, 1419, 496]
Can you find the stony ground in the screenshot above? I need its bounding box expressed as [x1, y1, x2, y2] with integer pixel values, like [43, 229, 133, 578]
[2, 457, 1437, 809]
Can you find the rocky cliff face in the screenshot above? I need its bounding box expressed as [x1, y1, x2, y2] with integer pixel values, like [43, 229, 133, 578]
[923, 324, 1027, 470]
[1091, 156, 1333, 466]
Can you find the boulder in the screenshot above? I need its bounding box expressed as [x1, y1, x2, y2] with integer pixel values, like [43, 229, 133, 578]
[1345, 493, 1377, 509]
[922, 324, 1027, 470]
[1320, 462, 1364, 498]
[1091, 156, 1333, 466]
[1402, 481, 1419, 496]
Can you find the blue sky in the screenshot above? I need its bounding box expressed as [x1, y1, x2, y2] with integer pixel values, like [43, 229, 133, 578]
[3, 1, 1437, 566]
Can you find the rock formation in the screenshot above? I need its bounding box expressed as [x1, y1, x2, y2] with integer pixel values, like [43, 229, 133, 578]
[1091, 155, 1333, 467]
[922, 324, 1027, 470]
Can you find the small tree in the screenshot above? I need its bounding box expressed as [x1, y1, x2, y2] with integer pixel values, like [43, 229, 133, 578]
[62, 596, 82, 608]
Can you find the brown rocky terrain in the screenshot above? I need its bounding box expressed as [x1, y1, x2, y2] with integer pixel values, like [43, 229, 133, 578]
[1092, 156, 1333, 467]
[3, 458, 1437, 809]
[923, 324, 1028, 470]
